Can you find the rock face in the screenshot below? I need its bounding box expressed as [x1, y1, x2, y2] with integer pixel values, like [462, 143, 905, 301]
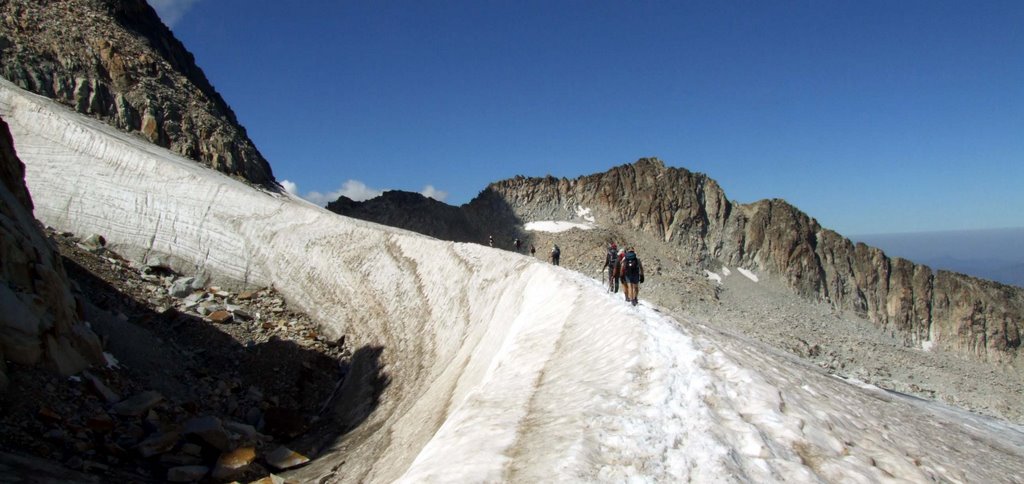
[333, 158, 1023, 364]
[0, 116, 103, 388]
[328, 189, 527, 245]
[0, 0, 276, 187]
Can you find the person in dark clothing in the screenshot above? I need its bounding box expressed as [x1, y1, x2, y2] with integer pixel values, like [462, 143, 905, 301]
[514, 238, 522, 252]
[530, 244, 536, 257]
[551, 245, 561, 266]
[619, 247, 644, 306]
[602, 242, 620, 293]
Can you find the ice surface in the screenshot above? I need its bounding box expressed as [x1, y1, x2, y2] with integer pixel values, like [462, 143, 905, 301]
[524, 220, 595, 233]
[705, 270, 723, 284]
[3, 79, 1023, 483]
[738, 267, 760, 282]
[576, 205, 596, 223]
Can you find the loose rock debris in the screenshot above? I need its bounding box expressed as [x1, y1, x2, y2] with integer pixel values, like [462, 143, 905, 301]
[0, 231, 355, 482]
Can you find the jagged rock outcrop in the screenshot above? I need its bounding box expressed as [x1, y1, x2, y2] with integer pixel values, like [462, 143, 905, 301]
[0, 0, 276, 187]
[332, 158, 1023, 364]
[489, 158, 1022, 363]
[328, 189, 527, 245]
[0, 116, 103, 388]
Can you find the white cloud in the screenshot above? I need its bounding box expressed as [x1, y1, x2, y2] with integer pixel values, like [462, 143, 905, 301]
[280, 180, 299, 196]
[148, 0, 202, 27]
[420, 185, 449, 202]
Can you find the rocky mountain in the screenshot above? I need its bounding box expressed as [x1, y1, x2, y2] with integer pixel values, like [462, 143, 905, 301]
[0, 0, 276, 187]
[331, 158, 1023, 365]
[0, 116, 104, 389]
[327, 188, 526, 245]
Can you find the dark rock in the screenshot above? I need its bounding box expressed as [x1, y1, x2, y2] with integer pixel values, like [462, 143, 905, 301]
[112, 391, 164, 417]
[136, 430, 180, 458]
[182, 415, 230, 451]
[166, 465, 209, 482]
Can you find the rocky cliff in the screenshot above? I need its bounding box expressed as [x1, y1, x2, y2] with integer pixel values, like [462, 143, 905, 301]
[333, 158, 1023, 364]
[0, 116, 103, 389]
[490, 159, 1022, 362]
[0, 0, 276, 187]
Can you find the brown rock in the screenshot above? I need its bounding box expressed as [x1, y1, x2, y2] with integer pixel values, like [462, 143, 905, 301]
[264, 446, 310, 471]
[237, 290, 258, 300]
[36, 406, 62, 424]
[212, 447, 256, 480]
[208, 310, 233, 324]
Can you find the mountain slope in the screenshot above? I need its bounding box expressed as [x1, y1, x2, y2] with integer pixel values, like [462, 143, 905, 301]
[0, 0, 275, 187]
[4, 78, 1023, 483]
[334, 158, 1023, 366]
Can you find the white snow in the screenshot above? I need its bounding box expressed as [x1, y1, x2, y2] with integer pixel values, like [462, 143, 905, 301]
[575, 205, 596, 223]
[738, 267, 760, 282]
[705, 270, 722, 284]
[4, 78, 1023, 483]
[524, 220, 594, 233]
[722, 266, 732, 276]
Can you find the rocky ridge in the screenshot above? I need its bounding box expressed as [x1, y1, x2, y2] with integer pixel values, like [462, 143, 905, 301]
[0, 0, 276, 187]
[333, 158, 1022, 367]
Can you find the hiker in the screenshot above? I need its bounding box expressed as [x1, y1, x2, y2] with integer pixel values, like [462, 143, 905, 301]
[530, 244, 536, 257]
[551, 244, 561, 266]
[619, 247, 644, 306]
[488, 235, 494, 247]
[514, 238, 522, 252]
[602, 242, 620, 293]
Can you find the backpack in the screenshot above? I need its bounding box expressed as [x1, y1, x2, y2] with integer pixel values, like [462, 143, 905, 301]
[624, 252, 638, 274]
[606, 249, 619, 267]
[553, 245, 560, 256]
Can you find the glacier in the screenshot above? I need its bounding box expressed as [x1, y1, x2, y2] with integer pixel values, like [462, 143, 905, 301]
[2, 78, 1022, 483]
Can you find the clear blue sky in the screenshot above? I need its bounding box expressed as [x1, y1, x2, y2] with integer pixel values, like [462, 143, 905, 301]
[152, 0, 1023, 235]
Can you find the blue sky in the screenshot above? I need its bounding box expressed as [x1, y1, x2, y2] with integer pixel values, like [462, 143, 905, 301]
[151, 0, 1023, 235]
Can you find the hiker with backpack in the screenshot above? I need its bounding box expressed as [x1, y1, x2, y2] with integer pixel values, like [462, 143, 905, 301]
[619, 247, 644, 306]
[551, 244, 561, 266]
[514, 238, 522, 252]
[602, 242, 620, 293]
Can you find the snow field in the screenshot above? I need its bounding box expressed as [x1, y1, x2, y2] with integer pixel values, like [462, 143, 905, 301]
[4, 79, 1023, 483]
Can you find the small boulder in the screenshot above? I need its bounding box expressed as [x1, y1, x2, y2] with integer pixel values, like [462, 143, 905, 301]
[208, 310, 232, 324]
[212, 447, 256, 480]
[112, 391, 164, 417]
[168, 277, 195, 298]
[265, 445, 310, 471]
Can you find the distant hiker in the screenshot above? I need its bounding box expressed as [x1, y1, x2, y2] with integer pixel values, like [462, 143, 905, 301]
[514, 238, 522, 252]
[619, 247, 644, 306]
[551, 244, 561, 266]
[489, 235, 494, 247]
[602, 242, 620, 293]
[530, 245, 536, 257]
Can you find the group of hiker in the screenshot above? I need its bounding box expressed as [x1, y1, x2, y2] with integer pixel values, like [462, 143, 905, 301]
[602, 242, 645, 306]
[487, 236, 644, 306]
